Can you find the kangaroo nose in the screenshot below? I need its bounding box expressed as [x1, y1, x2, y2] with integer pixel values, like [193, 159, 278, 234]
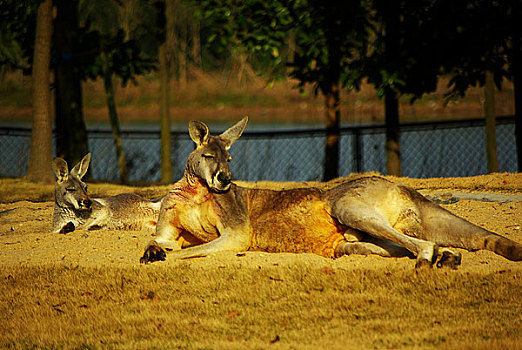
[217, 171, 231, 186]
[82, 199, 92, 208]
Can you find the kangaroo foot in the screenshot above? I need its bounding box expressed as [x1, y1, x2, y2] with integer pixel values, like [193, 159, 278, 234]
[415, 244, 438, 269]
[436, 249, 462, 269]
[140, 241, 166, 264]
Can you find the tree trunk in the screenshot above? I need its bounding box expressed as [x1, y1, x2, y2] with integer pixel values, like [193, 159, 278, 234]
[54, 0, 89, 171]
[159, 46, 172, 184]
[323, 81, 340, 181]
[484, 71, 499, 173]
[515, 71, 522, 172]
[179, 21, 187, 88]
[385, 89, 401, 176]
[191, 18, 201, 67]
[102, 55, 128, 183]
[158, 0, 172, 183]
[512, 2, 522, 172]
[286, 30, 296, 74]
[27, 0, 53, 183]
[383, 1, 401, 177]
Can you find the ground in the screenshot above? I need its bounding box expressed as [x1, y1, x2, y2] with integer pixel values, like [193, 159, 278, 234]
[0, 173, 521, 349]
[2, 173, 521, 268]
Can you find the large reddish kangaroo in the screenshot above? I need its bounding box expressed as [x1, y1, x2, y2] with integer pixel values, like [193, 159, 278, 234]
[140, 117, 522, 267]
[52, 153, 161, 233]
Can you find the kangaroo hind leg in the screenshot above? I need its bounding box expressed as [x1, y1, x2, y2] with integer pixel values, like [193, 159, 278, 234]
[336, 228, 414, 259]
[331, 201, 438, 268]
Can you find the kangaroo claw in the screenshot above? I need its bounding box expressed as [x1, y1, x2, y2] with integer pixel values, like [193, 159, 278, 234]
[59, 222, 75, 234]
[140, 241, 166, 264]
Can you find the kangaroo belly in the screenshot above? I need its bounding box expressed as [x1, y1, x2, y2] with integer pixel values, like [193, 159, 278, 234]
[248, 190, 346, 257]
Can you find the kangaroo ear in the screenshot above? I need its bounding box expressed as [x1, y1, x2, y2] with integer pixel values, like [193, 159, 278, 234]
[189, 121, 210, 148]
[220, 116, 248, 150]
[52, 158, 69, 183]
[70, 153, 91, 179]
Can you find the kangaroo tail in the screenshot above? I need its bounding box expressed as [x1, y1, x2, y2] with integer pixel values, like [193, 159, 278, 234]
[422, 204, 522, 261]
[483, 234, 522, 261]
[452, 215, 522, 261]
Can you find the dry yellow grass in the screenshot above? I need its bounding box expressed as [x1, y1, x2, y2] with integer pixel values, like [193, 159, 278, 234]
[1, 258, 521, 349]
[1, 174, 522, 349]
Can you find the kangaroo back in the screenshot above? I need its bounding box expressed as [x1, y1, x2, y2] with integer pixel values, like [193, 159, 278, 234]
[98, 194, 161, 231]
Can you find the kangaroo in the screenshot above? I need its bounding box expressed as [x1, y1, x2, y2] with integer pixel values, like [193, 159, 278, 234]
[52, 153, 161, 234]
[140, 117, 522, 268]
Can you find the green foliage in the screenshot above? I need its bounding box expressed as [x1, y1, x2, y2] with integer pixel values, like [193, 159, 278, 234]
[78, 30, 156, 87]
[194, 0, 292, 76]
[1, 0, 517, 108]
[435, 0, 517, 98]
[288, 0, 371, 94]
[79, 0, 120, 38]
[194, 0, 371, 95]
[0, 0, 37, 71]
[365, 0, 442, 100]
[78, 0, 157, 86]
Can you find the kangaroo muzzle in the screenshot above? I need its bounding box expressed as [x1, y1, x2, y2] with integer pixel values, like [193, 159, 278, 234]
[213, 170, 231, 192]
[80, 198, 93, 209]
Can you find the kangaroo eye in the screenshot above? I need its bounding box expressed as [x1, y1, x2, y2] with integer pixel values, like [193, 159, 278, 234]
[202, 154, 214, 159]
[66, 188, 76, 192]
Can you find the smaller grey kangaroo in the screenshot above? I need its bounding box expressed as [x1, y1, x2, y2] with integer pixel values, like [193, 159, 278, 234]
[52, 153, 161, 234]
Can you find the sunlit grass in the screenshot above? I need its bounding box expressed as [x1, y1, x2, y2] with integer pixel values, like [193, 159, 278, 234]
[1, 262, 521, 349]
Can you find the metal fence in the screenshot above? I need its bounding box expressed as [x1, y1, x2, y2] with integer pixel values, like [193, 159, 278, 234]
[0, 116, 517, 182]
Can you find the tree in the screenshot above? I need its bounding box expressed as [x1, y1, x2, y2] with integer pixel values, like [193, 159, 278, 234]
[289, 0, 370, 180]
[366, 0, 444, 176]
[157, 0, 172, 183]
[2, 0, 90, 173]
[54, 0, 90, 170]
[79, 0, 157, 183]
[484, 70, 499, 173]
[435, 0, 515, 172]
[26, 0, 53, 183]
[512, 0, 522, 171]
[196, 0, 370, 180]
[0, 0, 36, 73]
[379, 0, 401, 176]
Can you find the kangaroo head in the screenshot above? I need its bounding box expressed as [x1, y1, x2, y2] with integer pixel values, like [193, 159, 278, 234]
[52, 153, 93, 210]
[186, 117, 248, 193]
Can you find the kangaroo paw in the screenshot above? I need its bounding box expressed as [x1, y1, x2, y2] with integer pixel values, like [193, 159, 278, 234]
[140, 241, 166, 264]
[436, 249, 462, 269]
[59, 222, 75, 234]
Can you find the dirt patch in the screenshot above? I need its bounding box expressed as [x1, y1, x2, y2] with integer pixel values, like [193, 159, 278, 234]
[1, 173, 522, 269]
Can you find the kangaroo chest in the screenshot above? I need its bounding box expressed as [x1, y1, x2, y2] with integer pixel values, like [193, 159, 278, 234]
[165, 186, 221, 245]
[178, 201, 220, 241]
